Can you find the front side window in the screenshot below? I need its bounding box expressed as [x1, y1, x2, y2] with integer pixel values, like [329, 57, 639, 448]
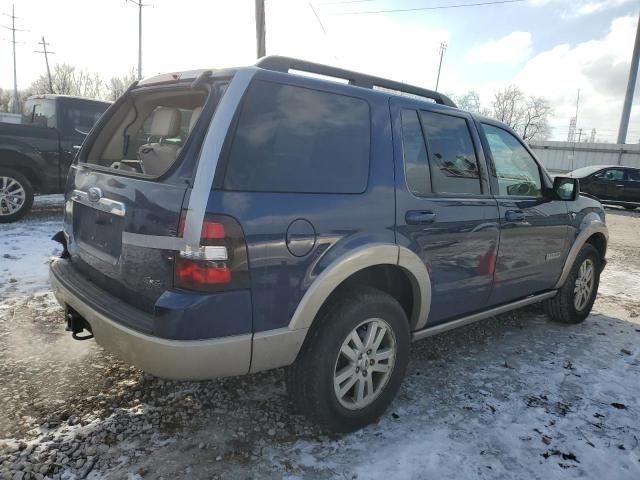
[224, 80, 370, 194]
[598, 169, 626, 181]
[419, 111, 481, 195]
[483, 124, 542, 197]
[401, 110, 430, 196]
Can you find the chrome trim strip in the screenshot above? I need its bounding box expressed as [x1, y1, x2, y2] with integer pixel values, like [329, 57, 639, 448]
[71, 189, 126, 217]
[412, 291, 557, 342]
[554, 220, 608, 289]
[121, 232, 185, 250]
[182, 68, 257, 250]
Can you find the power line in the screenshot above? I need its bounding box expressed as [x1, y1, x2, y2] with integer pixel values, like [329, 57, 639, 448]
[34, 36, 55, 94]
[336, 0, 524, 15]
[2, 4, 26, 113]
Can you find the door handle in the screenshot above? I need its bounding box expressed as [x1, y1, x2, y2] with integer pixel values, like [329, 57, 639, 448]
[505, 210, 526, 222]
[615, 184, 625, 189]
[406, 210, 436, 225]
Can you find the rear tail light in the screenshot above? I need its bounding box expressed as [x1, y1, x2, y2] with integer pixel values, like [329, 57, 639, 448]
[174, 213, 249, 292]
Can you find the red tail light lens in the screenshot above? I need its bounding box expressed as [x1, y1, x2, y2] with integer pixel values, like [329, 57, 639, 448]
[174, 213, 249, 292]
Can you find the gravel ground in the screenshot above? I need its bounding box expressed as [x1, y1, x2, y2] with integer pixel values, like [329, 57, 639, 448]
[0, 197, 639, 480]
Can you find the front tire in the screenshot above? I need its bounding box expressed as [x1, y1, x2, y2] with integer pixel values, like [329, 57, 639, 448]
[545, 244, 601, 324]
[0, 168, 34, 223]
[285, 287, 410, 432]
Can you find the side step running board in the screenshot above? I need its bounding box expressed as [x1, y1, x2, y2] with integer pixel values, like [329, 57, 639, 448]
[412, 291, 557, 342]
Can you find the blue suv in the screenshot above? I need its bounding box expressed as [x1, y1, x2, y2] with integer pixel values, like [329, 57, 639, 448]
[50, 56, 608, 432]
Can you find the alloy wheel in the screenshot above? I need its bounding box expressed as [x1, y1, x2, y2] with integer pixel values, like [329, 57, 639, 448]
[0, 176, 26, 216]
[574, 258, 595, 311]
[333, 318, 397, 410]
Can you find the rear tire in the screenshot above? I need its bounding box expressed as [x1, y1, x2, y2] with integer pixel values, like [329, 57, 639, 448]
[0, 168, 34, 223]
[545, 244, 601, 324]
[285, 287, 410, 433]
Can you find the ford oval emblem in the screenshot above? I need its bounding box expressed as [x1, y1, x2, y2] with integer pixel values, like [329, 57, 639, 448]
[88, 187, 102, 203]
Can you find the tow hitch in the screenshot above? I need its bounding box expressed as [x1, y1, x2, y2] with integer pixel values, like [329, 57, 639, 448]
[66, 308, 94, 341]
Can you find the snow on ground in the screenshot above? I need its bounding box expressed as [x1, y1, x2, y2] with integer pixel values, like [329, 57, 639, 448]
[0, 200, 639, 479]
[0, 195, 63, 298]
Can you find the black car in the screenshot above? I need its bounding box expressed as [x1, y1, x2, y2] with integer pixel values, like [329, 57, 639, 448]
[569, 165, 640, 210]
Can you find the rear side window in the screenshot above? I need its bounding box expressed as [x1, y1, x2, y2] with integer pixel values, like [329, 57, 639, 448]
[419, 111, 481, 195]
[61, 100, 108, 136]
[224, 80, 370, 193]
[629, 169, 640, 182]
[400, 110, 430, 196]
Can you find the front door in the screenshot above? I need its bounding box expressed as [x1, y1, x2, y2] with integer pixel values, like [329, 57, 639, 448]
[479, 122, 571, 305]
[589, 167, 627, 202]
[392, 99, 500, 325]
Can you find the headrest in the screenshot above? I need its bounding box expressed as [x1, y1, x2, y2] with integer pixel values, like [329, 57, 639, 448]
[188, 106, 204, 133]
[148, 107, 181, 137]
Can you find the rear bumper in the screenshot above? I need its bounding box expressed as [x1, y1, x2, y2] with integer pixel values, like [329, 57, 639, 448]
[49, 257, 251, 380]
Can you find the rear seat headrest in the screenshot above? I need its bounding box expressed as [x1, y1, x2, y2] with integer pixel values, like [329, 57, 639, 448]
[148, 107, 181, 138]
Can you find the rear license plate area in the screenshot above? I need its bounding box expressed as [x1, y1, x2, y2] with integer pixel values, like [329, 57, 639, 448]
[74, 203, 123, 259]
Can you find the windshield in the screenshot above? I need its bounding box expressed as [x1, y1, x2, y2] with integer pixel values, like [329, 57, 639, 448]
[569, 166, 606, 177]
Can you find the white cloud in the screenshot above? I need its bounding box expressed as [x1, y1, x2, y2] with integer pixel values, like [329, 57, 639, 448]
[465, 32, 532, 65]
[511, 14, 639, 141]
[529, 0, 636, 17]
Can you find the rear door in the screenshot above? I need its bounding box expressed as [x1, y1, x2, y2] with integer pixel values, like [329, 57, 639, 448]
[621, 168, 640, 204]
[392, 98, 500, 325]
[479, 122, 570, 305]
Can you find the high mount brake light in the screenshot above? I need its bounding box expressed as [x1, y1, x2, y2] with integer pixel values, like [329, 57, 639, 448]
[174, 213, 249, 292]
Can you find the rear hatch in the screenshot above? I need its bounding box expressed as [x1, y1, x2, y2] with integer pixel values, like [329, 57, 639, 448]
[64, 76, 228, 313]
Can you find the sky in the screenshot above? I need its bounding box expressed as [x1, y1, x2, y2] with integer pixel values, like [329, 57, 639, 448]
[0, 0, 638, 142]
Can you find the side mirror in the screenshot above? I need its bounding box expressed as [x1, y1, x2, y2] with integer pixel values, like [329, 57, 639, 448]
[554, 176, 579, 201]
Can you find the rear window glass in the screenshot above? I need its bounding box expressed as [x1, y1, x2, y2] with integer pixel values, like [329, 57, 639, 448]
[401, 110, 430, 196]
[224, 80, 370, 194]
[419, 111, 481, 195]
[82, 87, 210, 178]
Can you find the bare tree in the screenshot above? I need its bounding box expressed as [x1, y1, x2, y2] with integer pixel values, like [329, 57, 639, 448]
[520, 96, 552, 141]
[453, 91, 482, 113]
[104, 69, 137, 101]
[28, 63, 104, 99]
[490, 85, 552, 141]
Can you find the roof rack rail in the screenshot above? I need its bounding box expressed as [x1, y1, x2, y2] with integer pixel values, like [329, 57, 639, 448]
[256, 55, 457, 108]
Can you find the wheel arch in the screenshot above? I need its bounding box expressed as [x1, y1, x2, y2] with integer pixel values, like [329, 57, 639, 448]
[555, 219, 608, 289]
[0, 149, 43, 192]
[288, 244, 431, 332]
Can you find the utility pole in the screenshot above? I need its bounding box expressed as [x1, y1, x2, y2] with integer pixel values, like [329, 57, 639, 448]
[127, 0, 149, 80]
[35, 36, 55, 93]
[576, 128, 583, 143]
[255, 0, 266, 58]
[2, 4, 24, 113]
[617, 11, 640, 144]
[435, 42, 447, 91]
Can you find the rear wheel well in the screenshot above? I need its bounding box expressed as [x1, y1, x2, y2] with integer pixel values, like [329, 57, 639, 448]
[0, 151, 42, 192]
[585, 233, 607, 264]
[318, 265, 415, 329]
